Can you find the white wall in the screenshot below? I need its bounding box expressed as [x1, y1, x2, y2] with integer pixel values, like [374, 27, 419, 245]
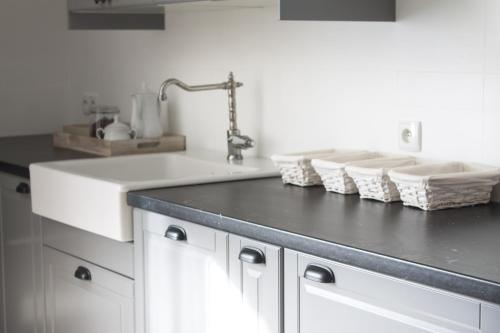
[65, 0, 500, 168]
[3, 0, 499, 168]
[0, 0, 69, 137]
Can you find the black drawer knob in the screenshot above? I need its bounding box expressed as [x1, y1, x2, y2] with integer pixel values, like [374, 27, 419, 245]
[304, 264, 335, 284]
[74, 266, 92, 281]
[16, 182, 30, 194]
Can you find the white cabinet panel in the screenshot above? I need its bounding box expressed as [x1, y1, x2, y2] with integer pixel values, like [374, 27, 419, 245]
[228, 235, 282, 333]
[285, 250, 481, 333]
[0, 175, 44, 333]
[43, 247, 134, 333]
[481, 303, 500, 333]
[142, 213, 229, 333]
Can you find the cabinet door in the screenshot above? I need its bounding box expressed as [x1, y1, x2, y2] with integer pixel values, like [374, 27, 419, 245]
[481, 303, 500, 333]
[285, 250, 481, 333]
[43, 247, 134, 333]
[228, 235, 282, 333]
[280, 0, 396, 21]
[142, 213, 229, 333]
[1, 179, 44, 333]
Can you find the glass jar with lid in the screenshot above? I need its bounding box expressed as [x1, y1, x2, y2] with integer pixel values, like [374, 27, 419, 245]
[87, 105, 120, 138]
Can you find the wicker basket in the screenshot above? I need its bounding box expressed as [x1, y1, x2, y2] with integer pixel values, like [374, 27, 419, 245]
[311, 152, 380, 194]
[345, 157, 416, 202]
[388, 162, 500, 210]
[271, 149, 358, 186]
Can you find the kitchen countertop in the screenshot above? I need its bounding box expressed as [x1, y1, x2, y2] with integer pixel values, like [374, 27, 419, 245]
[128, 178, 500, 304]
[0, 135, 95, 178]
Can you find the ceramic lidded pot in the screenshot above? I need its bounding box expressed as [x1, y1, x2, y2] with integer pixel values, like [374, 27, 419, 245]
[96, 116, 135, 141]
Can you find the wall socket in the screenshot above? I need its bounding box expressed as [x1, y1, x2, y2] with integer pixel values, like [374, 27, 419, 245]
[82, 93, 98, 115]
[399, 121, 422, 152]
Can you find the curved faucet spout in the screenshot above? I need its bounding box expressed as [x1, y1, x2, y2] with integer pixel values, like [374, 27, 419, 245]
[157, 72, 252, 160]
[158, 75, 243, 102]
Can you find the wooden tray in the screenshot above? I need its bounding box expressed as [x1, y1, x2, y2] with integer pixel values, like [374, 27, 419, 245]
[53, 125, 186, 157]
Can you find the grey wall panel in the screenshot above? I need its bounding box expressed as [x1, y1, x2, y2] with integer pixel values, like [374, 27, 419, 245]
[280, 0, 396, 22]
[69, 13, 165, 30]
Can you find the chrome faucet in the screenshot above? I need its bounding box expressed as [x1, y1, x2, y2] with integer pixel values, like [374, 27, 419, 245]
[159, 72, 254, 161]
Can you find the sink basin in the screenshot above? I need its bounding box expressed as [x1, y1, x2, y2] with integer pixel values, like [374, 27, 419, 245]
[30, 151, 279, 241]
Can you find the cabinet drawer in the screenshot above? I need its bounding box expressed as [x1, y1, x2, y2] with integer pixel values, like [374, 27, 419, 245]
[42, 218, 134, 278]
[43, 246, 134, 333]
[44, 246, 134, 299]
[142, 211, 223, 253]
[0, 172, 29, 192]
[291, 251, 480, 332]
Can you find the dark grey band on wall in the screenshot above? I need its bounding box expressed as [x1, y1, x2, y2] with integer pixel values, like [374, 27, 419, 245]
[68, 13, 165, 30]
[280, 0, 396, 22]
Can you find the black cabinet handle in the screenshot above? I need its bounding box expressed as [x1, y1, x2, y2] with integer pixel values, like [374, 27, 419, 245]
[238, 247, 266, 264]
[165, 225, 187, 241]
[16, 182, 30, 194]
[304, 264, 335, 284]
[74, 266, 92, 281]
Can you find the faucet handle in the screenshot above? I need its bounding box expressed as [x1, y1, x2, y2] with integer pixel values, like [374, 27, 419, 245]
[228, 133, 254, 149]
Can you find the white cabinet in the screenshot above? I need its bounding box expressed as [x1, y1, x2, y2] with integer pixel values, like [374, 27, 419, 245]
[228, 235, 282, 333]
[481, 303, 500, 333]
[141, 212, 230, 333]
[285, 250, 482, 333]
[134, 209, 500, 333]
[43, 246, 134, 333]
[0, 173, 44, 333]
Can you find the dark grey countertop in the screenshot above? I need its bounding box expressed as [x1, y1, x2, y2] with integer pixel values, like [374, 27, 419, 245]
[128, 178, 500, 304]
[0, 135, 95, 178]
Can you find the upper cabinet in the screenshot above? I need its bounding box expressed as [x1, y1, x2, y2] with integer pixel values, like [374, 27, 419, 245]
[280, 0, 396, 22]
[67, 0, 274, 30]
[67, 0, 165, 30]
[68, 0, 394, 30]
[68, 0, 156, 12]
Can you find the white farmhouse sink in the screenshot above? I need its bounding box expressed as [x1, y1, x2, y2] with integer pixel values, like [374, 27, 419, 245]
[30, 151, 278, 242]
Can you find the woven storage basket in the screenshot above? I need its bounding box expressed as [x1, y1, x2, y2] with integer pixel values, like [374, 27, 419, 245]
[345, 157, 416, 202]
[271, 149, 341, 186]
[388, 162, 500, 210]
[311, 152, 381, 194]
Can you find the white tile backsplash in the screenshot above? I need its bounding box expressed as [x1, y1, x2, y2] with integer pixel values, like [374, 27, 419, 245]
[484, 74, 500, 112]
[484, 0, 500, 73]
[396, 72, 484, 111]
[63, 2, 500, 174]
[395, 0, 485, 73]
[482, 112, 500, 166]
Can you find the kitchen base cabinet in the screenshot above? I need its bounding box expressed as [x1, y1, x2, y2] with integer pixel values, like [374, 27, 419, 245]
[228, 235, 282, 333]
[481, 303, 500, 333]
[43, 246, 134, 333]
[284, 250, 482, 333]
[141, 211, 230, 333]
[0, 172, 44, 333]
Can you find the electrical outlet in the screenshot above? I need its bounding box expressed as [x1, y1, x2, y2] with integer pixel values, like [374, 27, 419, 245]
[82, 93, 98, 115]
[399, 121, 422, 152]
